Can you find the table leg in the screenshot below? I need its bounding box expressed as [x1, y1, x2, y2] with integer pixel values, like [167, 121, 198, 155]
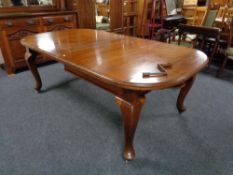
[176, 76, 196, 113]
[116, 93, 145, 161]
[25, 49, 42, 92]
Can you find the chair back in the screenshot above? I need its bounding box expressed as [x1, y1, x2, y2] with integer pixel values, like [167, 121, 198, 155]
[194, 6, 207, 26]
[182, 5, 197, 25]
[225, 8, 233, 48]
[178, 24, 221, 67]
[217, 6, 227, 18]
[178, 24, 220, 49]
[202, 3, 220, 27]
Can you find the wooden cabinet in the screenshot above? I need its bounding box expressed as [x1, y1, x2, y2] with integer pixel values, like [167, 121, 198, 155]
[42, 14, 76, 31]
[0, 17, 41, 71]
[0, 11, 77, 75]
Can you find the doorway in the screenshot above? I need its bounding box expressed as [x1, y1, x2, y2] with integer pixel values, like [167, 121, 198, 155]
[95, 0, 110, 31]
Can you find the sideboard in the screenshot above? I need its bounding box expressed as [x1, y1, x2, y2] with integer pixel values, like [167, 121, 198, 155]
[0, 11, 77, 75]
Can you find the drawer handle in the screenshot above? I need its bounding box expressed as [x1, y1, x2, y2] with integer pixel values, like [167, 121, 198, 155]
[27, 19, 35, 25]
[5, 21, 13, 27]
[64, 16, 70, 22]
[47, 18, 54, 24]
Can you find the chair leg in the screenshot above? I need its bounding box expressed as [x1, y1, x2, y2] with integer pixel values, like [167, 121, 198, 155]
[217, 55, 229, 76]
[208, 42, 218, 68]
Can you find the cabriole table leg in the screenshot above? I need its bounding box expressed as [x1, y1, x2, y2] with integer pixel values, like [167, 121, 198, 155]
[25, 48, 42, 92]
[176, 76, 196, 113]
[116, 93, 146, 161]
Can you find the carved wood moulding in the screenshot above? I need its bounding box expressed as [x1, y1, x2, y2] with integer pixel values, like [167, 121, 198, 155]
[8, 29, 38, 41]
[47, 24, 72, 31]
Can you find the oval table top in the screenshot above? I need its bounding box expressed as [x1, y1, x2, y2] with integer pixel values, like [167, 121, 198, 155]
[21, 29, 208, 90]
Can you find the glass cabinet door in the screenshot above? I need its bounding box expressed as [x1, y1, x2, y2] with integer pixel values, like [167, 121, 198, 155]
[0, 0, 55, 7]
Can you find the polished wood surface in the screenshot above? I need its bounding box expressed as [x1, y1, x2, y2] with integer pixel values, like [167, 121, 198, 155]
[21, 29, 208, 160]
[21, 29, 207, 90]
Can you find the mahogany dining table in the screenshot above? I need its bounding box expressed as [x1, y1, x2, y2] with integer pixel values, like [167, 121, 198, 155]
[20, 29, 208, 161]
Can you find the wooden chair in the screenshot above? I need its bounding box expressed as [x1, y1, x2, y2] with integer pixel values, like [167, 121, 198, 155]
[214, 5, 228, 29]
[178, 4, 219, 43]
[139, 0, 163, 39]
[194, 6, 208, 26]
[178, 24, 220, 66]
[182, 5, 197, 25]
[217, 8, 233, 76]
[194, 3, 220, 26]
[181, 0, 198, 25]
[201, 3, 220, 27]
[220, 7, 233, 28]
[217, 6, 227, 18]
[214, 7, 233, 49]
[152, 28, 172, 42]
[195, 4, 220, 65]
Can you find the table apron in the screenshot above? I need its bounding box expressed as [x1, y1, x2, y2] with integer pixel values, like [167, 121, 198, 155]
[64, 64, 150, 101]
